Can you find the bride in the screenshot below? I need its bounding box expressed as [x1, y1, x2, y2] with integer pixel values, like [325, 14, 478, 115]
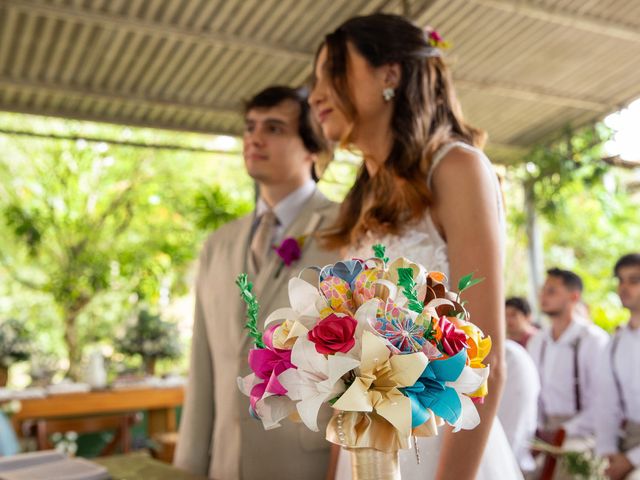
[309, 13, 522, 480]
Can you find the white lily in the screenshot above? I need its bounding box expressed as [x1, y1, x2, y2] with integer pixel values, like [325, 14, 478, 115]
[447, 365, 490, 432]
[278, 337, 360, 432]
[263, 277, 327, 349]
[237, 373, 295, 430]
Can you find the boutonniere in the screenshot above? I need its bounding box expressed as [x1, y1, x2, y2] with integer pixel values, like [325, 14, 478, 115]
[273, 235, 306, 278]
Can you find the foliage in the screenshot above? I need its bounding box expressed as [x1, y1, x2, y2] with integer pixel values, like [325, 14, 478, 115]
[561, 449, 606, 479]
[0, 318, 32, 367]
[0, 114, 253, 378]
[505, 123, 640, 331]
[516, 124, 612, 219]
[115, 310, 181, 360]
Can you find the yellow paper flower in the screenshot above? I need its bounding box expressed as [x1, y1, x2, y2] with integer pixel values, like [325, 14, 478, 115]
[328, 331, 428, 451]
[458, 322, 492, 397]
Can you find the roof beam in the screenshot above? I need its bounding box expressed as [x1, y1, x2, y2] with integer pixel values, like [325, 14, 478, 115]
[0, 127, 241, 155]
[0, 103, 236, 135]
[0, 76, 239, 117]
[455, 78, 612, 111]
[471, 0, 640, 43]
[3, 0, 311, 61]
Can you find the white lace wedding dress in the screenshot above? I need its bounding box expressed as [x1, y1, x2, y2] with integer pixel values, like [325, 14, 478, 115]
[335, 142, 523, 480]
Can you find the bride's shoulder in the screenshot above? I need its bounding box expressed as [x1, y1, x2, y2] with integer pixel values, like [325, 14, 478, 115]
[429, 143, 494, 193]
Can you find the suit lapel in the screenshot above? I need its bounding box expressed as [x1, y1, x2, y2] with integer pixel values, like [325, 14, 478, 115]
[241, 190, 331, 351]
[253, 189, 328, 294]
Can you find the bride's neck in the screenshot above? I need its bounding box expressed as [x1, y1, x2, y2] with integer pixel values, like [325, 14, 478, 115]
[355, 126, 394, 177]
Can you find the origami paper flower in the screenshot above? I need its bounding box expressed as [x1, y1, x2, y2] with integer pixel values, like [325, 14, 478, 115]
[456, 320, 492, 398]
[264, 277, 328, 349]
[330, 331, 428, 449]
[372, 299, 426, 353]
[246, 324, 295, 410]
[279, 337, 359, 431]
[308, 313, 358, 355]
[435, 316, 468, 356]
[238, 323, 298, 429]
[401, 349, 487, 432]
[320, 260, 365, 286]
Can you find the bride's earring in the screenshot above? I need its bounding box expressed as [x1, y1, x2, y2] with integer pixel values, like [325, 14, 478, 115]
[382, 87, 395, 102]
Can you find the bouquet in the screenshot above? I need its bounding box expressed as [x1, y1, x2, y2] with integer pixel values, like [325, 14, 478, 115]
[237, 245, 491, 479]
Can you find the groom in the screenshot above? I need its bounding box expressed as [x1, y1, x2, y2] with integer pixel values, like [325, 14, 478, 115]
[174, 86, 338, 479]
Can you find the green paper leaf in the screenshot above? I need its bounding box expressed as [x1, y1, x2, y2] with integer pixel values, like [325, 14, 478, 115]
[236, 273, 265, 349]
[397, 267, 423, 314]
[457, 273, 484, 294]
[372, 244, 389, 264]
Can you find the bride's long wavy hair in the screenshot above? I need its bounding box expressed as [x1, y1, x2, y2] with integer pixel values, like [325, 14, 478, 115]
[316, 14, 485, 250]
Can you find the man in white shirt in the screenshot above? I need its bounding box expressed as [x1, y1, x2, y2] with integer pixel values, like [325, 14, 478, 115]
[596, 253, 640, 480]
[527, 268, 609, 476]
[174, 86, 339, 479]
[506, 296, 540, 348]
[498, 339, 540, 475]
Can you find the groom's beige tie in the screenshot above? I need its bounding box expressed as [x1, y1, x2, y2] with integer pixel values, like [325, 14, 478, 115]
[250, 209, 278, 273]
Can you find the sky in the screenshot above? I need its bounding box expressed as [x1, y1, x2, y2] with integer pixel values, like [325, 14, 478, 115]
[604, 97, 640, 161]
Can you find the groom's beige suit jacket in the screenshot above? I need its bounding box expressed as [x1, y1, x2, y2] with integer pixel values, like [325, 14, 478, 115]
[174, 189, 339, 480]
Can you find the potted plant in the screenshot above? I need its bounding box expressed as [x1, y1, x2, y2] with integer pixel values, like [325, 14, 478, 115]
[116, 310, 181, 376]
[0, 318, 32, 387]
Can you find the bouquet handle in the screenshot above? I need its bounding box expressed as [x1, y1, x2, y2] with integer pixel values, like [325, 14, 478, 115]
[349, 447, 400, 480]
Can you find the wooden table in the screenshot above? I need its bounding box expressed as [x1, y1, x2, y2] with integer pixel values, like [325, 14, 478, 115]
[95, 452, 206, 480]
[11, 387, 184, 439]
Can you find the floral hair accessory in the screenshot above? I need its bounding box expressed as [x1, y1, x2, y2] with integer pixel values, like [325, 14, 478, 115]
[424, 27, 450, 55]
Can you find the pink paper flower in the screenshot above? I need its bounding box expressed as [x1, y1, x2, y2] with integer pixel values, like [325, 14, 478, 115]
[308, 313, 357, 355]
[247, 323, 295, 410]
[437, 316, 468, 357]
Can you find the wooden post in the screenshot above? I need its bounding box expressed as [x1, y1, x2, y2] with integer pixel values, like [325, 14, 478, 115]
[524, 180, 544, 322]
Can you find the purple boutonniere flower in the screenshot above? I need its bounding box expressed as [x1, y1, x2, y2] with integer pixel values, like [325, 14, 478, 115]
[272, 236, 307, 279]
[273, 236, 304, 266]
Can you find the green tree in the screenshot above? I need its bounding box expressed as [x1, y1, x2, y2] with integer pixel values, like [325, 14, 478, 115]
[0, 132, 251, 379]
[505, 124, 639, 330]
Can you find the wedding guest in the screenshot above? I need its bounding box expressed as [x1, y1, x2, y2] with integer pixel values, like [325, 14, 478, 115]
[596, 253, 640, 480]
[174, 86, 338, 480]
[498, 339, 540, 475]
[527, 268, 609, 478]
[505, 296, 539, 347]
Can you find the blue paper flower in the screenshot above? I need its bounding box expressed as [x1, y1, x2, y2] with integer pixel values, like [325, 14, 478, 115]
[401, 349, 467, 428]
[320, 260, 364, 288]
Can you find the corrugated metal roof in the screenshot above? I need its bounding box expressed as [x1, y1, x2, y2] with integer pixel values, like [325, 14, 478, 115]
[1, 0, 639, 163]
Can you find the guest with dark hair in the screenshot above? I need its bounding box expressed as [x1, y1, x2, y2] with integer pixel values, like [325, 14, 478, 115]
[596, 253, 640, 480]
[244, 86, 330, 182]
[505, 296, 539, 347]
[527, 267, 609, 479]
